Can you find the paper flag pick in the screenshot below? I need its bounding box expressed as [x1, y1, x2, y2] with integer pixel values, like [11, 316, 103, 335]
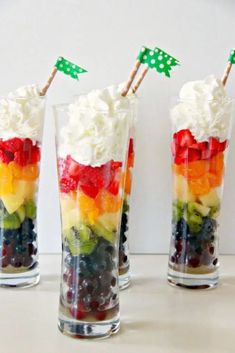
[228, 49, 235, 64]
[55, 57, 87, 79]
[137, 46, 179, 77]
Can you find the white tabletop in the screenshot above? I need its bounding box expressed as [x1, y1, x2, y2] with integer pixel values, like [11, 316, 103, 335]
[0, 254, 235, 353]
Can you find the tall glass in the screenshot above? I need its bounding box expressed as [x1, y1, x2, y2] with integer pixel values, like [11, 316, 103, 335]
[168, 98, 234, 289]
[119, 96, 138, 289]
[0, 96, 45, 287]
[54, 104, 130, 339]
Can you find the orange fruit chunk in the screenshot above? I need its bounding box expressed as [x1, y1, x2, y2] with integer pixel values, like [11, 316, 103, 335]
[209, 152, 224, 175]
[124, 169, 132, 195]
[9, 162, 22, 179]
[208, 172, 223, 188]
[95, 190, 122, 214]
[188, 174, 211, 196]
[78, 192, 100, 224]
[21, 164, 39, 181]
[127, 153, 134, 168]
[173, 160, 210, 180]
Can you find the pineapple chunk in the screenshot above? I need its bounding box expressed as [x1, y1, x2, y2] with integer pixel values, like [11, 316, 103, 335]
[2, 194, 24, 214]
[98, 212, 119, 232]
[199, 190, 220, 207]
[60, 194, 81, 231]
[62, 208, 81, 231]
[173, 175, 196, 202]
[13, 180, 37, 200]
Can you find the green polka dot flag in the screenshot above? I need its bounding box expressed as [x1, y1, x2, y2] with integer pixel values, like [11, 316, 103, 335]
[228, 49, 235, 64]
[138, 46, 179, 77]
[55, 57, 87, 79]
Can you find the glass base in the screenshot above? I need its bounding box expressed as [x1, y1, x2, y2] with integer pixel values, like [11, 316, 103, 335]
[58, 313, 120, 339]
[0, 266, 40, 288]
[119, 271, 131, 290]
[167, 266, 219, 289]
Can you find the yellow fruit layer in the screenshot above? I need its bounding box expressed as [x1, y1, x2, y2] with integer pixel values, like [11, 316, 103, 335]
[0, 162, 39, 213]
[60, 190, 122, 231]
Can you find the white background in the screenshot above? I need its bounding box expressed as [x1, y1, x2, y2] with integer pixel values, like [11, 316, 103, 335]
[0, 0, 234, 254]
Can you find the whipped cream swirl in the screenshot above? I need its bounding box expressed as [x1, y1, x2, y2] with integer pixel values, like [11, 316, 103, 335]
[58, 85, 135, 166]
[171, 75, 233, 141]
[0, 85, 45, 142]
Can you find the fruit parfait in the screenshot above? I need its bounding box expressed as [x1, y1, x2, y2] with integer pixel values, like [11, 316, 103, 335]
[118, 93, 138, 290]
[0, 85, 45, 287]
[168, 75, 234, 289]
[55, 86, 130, 339]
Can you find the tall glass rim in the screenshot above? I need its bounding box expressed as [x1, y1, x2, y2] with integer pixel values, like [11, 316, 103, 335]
[170, 96, 235, 104]
[52, 102, 134, 114]
[0, 95, 46, 102]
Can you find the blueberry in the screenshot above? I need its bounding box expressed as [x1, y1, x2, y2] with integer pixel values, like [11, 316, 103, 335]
[122, 255, 128, 263]
[3, 239, 11, 246]
[201, 218, 216, 234]
[28, 243, 34, 256]
[81, 278, 98, 294]
[21, 218, 34, 233]
[92, 258, 107, 273]
[15, 244, 27, 254]
[65, 254, 74, 267]
[28, 231, 37, 242]
[11, 256, 22, 268]
[120, 213, 128, 248]
[173, 219, 189, 240]
[111, 277, 116, 287]
[105, 254, 115, 271]
[22, 256, 34, 267]
[105, 245, 115, 257]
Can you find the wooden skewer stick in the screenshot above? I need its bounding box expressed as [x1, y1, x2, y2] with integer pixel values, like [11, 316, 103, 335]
[121, 60, 141, 97]
[131, 65, 149, 94]
[40, 67, 58, 96]
[221, 62, 232, 86]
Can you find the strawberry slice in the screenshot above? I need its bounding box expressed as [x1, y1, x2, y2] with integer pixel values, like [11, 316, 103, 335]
[111, 161, 122, 170]
[209, 137, 220, 152]
[174, 146, 201, 164]
[31, 145, 41, 163]
[174, 147, 188, 164]
[3, 137, 23, 153]
[80, 184, 99, 198]
[128, 138, 134, 156]
[22, 138, 33, 153]
[174, 129, 196, 148]
[218, 140, 228, 152]
[107, 180, 120, 195]
[68, 159, 83, 179]
[60, 177, 78, 193]
[190, 141, 208, 151]
[201, 149, 211, 160]
[188, 148, 201, 162]
[0, 149, 14, 164]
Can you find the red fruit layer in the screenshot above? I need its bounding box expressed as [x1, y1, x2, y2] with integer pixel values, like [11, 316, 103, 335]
[58, 156, 122, 196]
[172, 129, 228, 165]
[0, 137, 40, 166]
